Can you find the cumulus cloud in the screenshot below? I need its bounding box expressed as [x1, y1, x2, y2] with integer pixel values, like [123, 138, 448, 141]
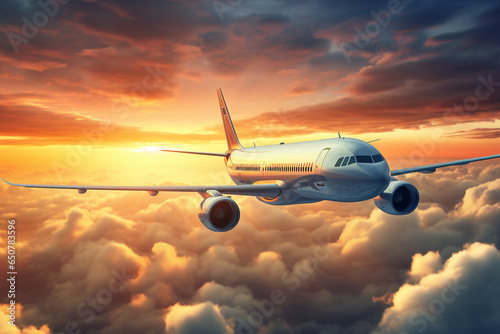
[375, 243, 500, 334]
[0, 158, 499, 334]
[0, 162, 499, 333]
[408, 251, 442, 283]
[0, 304, 52, 334]
[165, 302, 232, 334]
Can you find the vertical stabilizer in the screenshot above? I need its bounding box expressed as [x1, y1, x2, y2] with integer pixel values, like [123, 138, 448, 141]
[217, 88, 243, 150]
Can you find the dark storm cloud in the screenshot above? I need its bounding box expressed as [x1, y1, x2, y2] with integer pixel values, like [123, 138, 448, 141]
[431, 4, 500, 48]
[64, 0, 211, 43]
[232, 88, 500, 136]
[0, 0, 208, 107]
[390, 0, 465, 31]
[196, 13, 329, 76]
[1, 0, 499, 136]
[346, 53, 500, 94]
[308, 51, 370, 73]
[226, 0, 500, 134]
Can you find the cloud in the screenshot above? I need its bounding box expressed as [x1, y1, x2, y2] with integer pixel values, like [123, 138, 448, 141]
[1, 0, 499, 144]
[375, 242, 500, 334]
[287, 80, 317, 96]
[0, 0, 499, 333]
[0, 103, 220, 145]
[0, 304, 53, 334]
[446, 128, 500, 139]
[1, 157, 499, 334]
[165, 302, 232, 334]
[408, 251, 442, 283]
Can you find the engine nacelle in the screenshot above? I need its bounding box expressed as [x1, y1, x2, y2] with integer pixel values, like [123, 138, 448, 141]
[374, 180, 419, 215]
[198, 196, 240, 232]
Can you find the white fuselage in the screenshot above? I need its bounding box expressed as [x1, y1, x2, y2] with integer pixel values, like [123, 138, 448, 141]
[225, 138, 391, 205]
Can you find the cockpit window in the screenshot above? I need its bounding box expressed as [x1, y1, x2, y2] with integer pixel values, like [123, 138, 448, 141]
[372, 154, 384, 163]
[334, 155, 383, 167]
[356, 155, 373, 163]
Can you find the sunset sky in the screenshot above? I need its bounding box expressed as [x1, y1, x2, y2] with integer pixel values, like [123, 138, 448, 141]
[1, 0, 500, 333]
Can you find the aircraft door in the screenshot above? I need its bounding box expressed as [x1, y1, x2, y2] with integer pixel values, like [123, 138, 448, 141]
[315, 148, 330, 174]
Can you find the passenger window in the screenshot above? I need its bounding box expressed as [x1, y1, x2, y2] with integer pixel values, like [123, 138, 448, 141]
[356, 155, 373, 163]
[372, 154, 384, 163]
[335, 157, 344, 167]
[348, 156, 356, 165]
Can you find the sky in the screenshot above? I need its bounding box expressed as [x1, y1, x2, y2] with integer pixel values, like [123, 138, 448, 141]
[0, 0, 499, 333]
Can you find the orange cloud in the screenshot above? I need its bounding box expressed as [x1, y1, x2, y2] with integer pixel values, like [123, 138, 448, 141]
[0, 103, 220, 146]
[0, 161, 498, 333]
[446, 128, 500, 139]
[165, 302, 231, 334]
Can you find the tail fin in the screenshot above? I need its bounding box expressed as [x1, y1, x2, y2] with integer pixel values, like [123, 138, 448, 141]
[217, 88, 243, 150]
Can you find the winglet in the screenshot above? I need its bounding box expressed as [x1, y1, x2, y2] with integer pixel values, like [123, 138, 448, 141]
[2, 178, 15, 186]
[217, 88, 243, 150]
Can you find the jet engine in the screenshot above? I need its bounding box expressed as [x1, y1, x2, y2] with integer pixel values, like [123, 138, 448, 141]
[198, 195, 240, 232]
[374, 180, 419, 215]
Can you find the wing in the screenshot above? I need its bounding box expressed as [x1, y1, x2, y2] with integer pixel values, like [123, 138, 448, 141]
[2, 179, 281, 198]
[391, 154, 500, 176]
[161, 149, 227, 157]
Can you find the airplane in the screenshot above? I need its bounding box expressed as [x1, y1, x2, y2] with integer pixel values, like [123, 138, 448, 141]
[3, 88, 500, 232]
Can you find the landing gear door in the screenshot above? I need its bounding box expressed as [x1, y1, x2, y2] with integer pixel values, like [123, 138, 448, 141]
[315, 148, 330, 175]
